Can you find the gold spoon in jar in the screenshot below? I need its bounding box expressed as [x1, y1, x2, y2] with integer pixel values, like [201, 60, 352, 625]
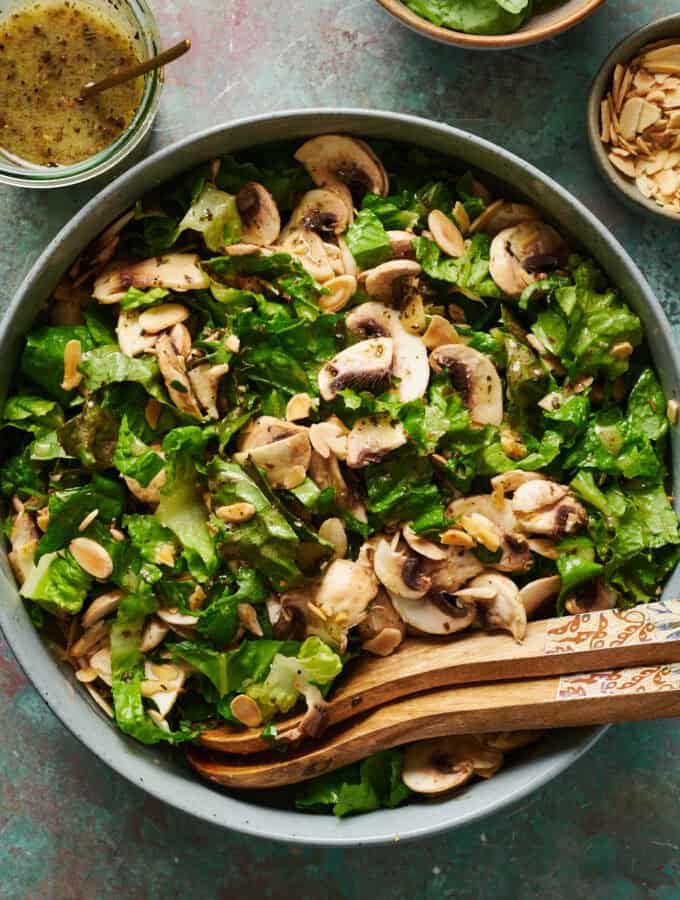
[77, 39, 191, 102]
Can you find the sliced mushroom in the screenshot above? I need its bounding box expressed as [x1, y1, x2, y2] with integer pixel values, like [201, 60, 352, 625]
[482, 730, 545, 752]
[565, 579, 617, 615]
[93, 253, 209, 303]
[8, 504, 39, 585]
[495, 532, 532, 573]
[402, 736, 504, 794]
[519, 575, 561, 618]
[295, 134, 389, 203]
[70, 208, 135, 286]
[430, 344, 503, 426]
[489, 221, 569, 299]
[459, 572, 527, 642]
[142, 660, 186, 718]
[156, 607, 199, 627]
[236, 182, 281, 246]
[346, 417, 407, 468]
[427, 548, 485, 599]
[490, 470, 544, 495]
[289, 188, 353, 236]
[390, 591, 477, 636]
[238, 416, 305, 453]
[387, 230, 417, 260]
[309, 450, 367, 523]
[279, 226, 335, 283]
[512, 479, 587, 537]
[402, 524, 447, 561]
[469, 200, 539, 236]
[373, 538, 431, 600]
[308, 420, 348, 460]
[89, 646, 113, 686]
[318, 337, 393, 401]
[363, 260, 422, 302]
[422, 314, 462, 350]
[155, 333, 203, 419]
[358, 589, 406, 656]
[309, 558, 378, 651]
[318, 517, 348, 559]
[116, 309, 157, 358]
[447, 494, 516, 532]
[123, 466, 167, 507]
[346, 301, 429, 402]
[187, 363, 229, 419]
[248, 431, 311, 490]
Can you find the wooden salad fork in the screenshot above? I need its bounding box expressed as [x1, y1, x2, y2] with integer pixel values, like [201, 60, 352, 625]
[188, 660, 680, 789]
[199, 599, 680, 755]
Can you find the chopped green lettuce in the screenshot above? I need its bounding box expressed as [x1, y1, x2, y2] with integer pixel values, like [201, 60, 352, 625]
[345, 209, 392, 269]
[20, 550, 91, 615]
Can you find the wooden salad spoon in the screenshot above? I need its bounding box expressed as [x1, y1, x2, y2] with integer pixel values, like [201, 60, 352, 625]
[199, 599, 680, 754]
[78, 40, 191, 102]
[188, 660, 680, 789]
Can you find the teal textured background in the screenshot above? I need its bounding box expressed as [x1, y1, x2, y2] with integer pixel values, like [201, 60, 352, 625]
[2, 2, 680, 897]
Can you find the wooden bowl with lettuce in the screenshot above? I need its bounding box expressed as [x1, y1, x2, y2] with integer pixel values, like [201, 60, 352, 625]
[375, 0, 606, 49]
[1, 110, 679, 846]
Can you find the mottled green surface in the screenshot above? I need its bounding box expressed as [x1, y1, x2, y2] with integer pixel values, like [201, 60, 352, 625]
[2, 1, 680, 897]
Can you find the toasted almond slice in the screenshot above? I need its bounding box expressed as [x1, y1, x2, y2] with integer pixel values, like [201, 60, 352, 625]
[61, 339, 83, 391]
[619, 97, 644, 140]
[215, 502, 256, 523]
[609, 152, 637, 177]
[81, 589, 124, 629]
[319, 274, 357, 313]
[617, 65, 634, 114]
[422, 314, 461, 349]
[318, 517, 348, 559]
[636, 136, 653, 155]
[460, 513, 501, 552]
[667, 399, 679, 425]
[612, 341, 634, 359]
[230, 694, 262, 727]
[452, 201, 470, 234]
[636, 174, 656, 198]
[642, 44, 680, 75]
[611, 147, 631, 158]
[612, 63, 625, 110]
[69, 537, 113, 579]
[76, 667, 98, 683]
[85, 684, 114, 718]
[600, 99, 611, 143]
[78, 509, 99, 532]
[608, 94, 621, 142]
[285, 392, 315, 422]
[440, 528, 475, 549]
[638, 100, 662, 132]
[428, 210, 465, 258]
[633, 68, 655, 91]
[139, 303, 190, 334]
[70, 619, 109, 657]
[655, 168, 680, 195]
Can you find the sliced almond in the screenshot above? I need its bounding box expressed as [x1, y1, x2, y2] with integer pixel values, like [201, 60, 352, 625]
[452, 201, 470, 234]
[619, 97, 644, 140]
[318, 517, 348, 559]
[460, 513, 501, 552]
[78, 509, 99, 532]
[609, 152, 637, 178]
[286, 392, 315, 422]
[70, 619, 109, 657]
[618, 65, 634, 113]
[61, 339, 83, 391]
[230, 694, 262, 727]
[642, 44, 680, 75]
[440, 528, 475, 549]
[638, 100, 662, 132]
[215, 502, 256, 523]
[600, 99, 611, 143]
[427, 210, 465, 258]
[69, 537, 113, 579]
[422, 314, 461, 349]
[612, 63, 625, 110]
[319, 274, 357, 313]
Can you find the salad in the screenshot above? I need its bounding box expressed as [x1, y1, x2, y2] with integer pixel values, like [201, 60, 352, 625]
[404, 0, 565, 35]
[2, 134, 679, 817]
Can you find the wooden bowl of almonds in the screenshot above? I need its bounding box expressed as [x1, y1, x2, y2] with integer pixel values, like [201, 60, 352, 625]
[588, 14, 680, 221]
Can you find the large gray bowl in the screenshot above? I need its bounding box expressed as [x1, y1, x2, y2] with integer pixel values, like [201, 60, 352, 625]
[1, 110, 679, 846]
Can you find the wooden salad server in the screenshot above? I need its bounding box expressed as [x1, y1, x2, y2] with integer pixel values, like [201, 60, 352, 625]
[199, 599, 680, 754]
[188, 660, 680, 790]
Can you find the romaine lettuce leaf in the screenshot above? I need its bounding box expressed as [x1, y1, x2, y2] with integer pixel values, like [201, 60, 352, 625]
[38, 474, 125, 556]
[21, 325, 95, 402]
[57, 400, 119, 470]
[296, 749, 411, 817]
[345, 209, 392, 269]
[196, 566, 268, 645]
[20, 550, 91, 615]
[414, 233, 502, 299]
[114, 416, 164, 487]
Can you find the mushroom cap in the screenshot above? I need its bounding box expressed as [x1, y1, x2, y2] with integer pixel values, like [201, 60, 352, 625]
[429, 344, 503, 426]
[288, 188, 353, 236]
[447, 494, 516, 532]
[489, 221, 568, 299]
[248, 431, 312, 490]
[390, 591, 477, 636]
[279, 226, 335, 283]
[358, 589, 406, 654]
[469, 200, 539, 236]
[363, 260, 422, 302]
[403, 524, 447, 561]
[387, 230, 417, 259]
[294, 134, 389, 200]
[402, 736, 504, 794]
[236, 182, 281, 246]
[116, 309, 158, 358]
[519, 574, 561, 618]
[512, 479, 587, 537]
[427, 548, 485, 599]
[346, 301, 430, 403]
[346, 416, 407, 468]
[188, 363, 230, 420]
[314, 558, 378, 634]
[318, 337, 394, 401]
[374, 538, 430, 600]
[155, 333, 203, 420]
[93, 253, 209, 303]
[461, 572, 527, 642]
[238, 416, 306, 453]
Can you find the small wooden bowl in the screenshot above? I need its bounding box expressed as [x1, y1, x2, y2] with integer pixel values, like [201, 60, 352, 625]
[587, 14, 680, 223]
[374, 0, 606, 50]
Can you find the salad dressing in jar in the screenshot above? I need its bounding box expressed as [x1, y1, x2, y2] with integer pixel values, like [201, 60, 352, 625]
[0, 0, 143, 167]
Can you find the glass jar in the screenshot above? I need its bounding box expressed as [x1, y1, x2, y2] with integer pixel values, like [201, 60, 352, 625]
[0, 0, 162, 188]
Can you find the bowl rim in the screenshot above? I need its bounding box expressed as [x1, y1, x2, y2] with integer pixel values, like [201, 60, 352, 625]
[374, 0, 606, 49]
[3, 106, 679, 845]
[587, 12, 680, 222]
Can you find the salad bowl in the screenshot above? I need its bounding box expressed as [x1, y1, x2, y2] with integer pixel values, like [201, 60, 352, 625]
[1, 109, 679, 846]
